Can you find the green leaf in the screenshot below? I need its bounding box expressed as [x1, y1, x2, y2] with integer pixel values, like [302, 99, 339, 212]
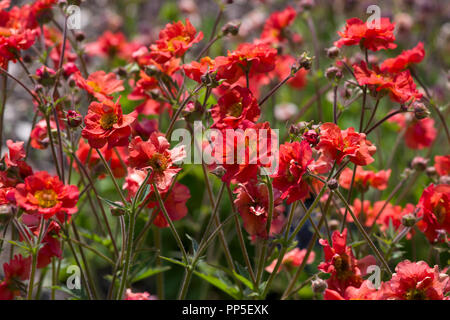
[193, 271, 240, 299]
[131, 266, 171, 283]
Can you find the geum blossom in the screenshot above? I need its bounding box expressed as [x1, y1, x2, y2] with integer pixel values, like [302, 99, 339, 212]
[379, 260, 449, 300]
[74, 71, 124, 102]
[214, 42, 277, 84]
[82, 98, 137, 149]
[380, 42, 425, 73]
[210, 86, 260, 130]
[434, 155, 450, 176]
[150, 19, 203, 63]
[353, 61, 422, 104]
[128, 132, 186, 192]
[416, 184, 450, 243]
[85, 31, 143, 61]
[234, 181, 284, 239]
[212, 122, 277, 184]
[260, 6, 300, 44]
[317, 122, 376, 166]
[319, 229, 376, 294]
[14, 171, 79, 220]
[271, 140, 313, 204]
[388, 113, 437, 149]
[334, 17, 396, 51]
[339, 166, 391, 192]
[265, 248, 315, 273]
[324, 280, 380, 300]
[182, 56, 215, 83]
[0, 254, 31, 300]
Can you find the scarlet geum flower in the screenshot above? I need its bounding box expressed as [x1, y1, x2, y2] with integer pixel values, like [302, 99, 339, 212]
[74, 71, 124, 102]
[265, 248, 315, 273]
[380, 42, 425, 73]
[435, 155, 450, 176]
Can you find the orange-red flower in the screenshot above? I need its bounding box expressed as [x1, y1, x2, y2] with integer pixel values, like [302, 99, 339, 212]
[435, 155, 450, 176]
[82, 98, 136, 149]
[74, 71, 124, 102]
[339, 167, 391, 192]
[324, 280, 380, 300]
[14, 171, 79, 220]
[0, 254, 31, 300]
[260, 6, 300, 44]
[417, 184, 450, 243]
[128, 132, 185, 192]
[234, 181, 284, 239]
[271, 140, 313, 204]
[85, 31, 143, 61]
[334, 17, 396, 51]
[379, 260, 449, 300]
[211, 86, 260, 130]
[389, 113, 437, 149]
[380, 42, 425, 73]
[272, 55, 308, 89]
[215, 43, 277, 84]
[124, 289, 157, 300]
[182, 56, 216, 83]
[319, 229, 376, 294]
[265, 248, 315, 273]
[317, 122, 376, 166]
[150, 19, 203, 62]
[353, 61, 422, 104]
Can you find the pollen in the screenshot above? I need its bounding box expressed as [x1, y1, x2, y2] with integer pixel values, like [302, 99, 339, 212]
[35, 189, 58, 208]
[148, 152, 169, 172]
[100, 113, 118, 130]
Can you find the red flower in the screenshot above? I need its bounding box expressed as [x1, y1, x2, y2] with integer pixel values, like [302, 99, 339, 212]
[417, 184, 450, 243]
[317, 122, 376, 166]
[150, 19, 203, 62]
[14, 171, 79, 220]
[388, 113, 437, 149]
[82, 98, 136, 149]
[339, 167, 391, 191]
[73, 139, 127, 179]
[272, 55, 308, 89]
[211, 86, 260, 130]
[435, 155, 450, 176]
[353, 61, 422, 104]
[182, 56, 216, 83]
[271, 141, 312, 204]
[319, 229, 376, 294]
[324, 280, 380, 300]
[85, 31, 143, 60]
[3, 254, 31, 281]
[234, 181, 284, 239]
[128, 132, 185, 191]
[334, 17, 396, 51]
[213, 122, 278, 184]
[260, 6, 299, 44]
[380, 42, 425, 73]
[74, 71, 124, 102]
[4, 139, 25, 167]
[379, 260, 449, 300]
[265, 248, 315, 273]
[124, 289, 157, 300]
[215, 43, 277, 84]
[372, 201, 415, 236]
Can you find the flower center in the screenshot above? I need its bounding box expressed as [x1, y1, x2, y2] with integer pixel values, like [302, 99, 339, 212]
[227, 101, 243, 118]
[35, 189, 58, 208]
[100, 113, 118, 130]
[334, 254, 351, 278]
[87, 81, 102, 92]
[0, 27, 12, 37]
[148, 153, 169, 172]
[405, 288, 427, 300]
[433, 198, 446, 224]
[167, 35, 191, 51]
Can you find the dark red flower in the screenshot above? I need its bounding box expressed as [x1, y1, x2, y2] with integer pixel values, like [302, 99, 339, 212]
[82, 98, 136, 149]
[417, 184, 450, 243]
[211, 86, 260, 130]
[14, 171, 79, 220]
[335, 17, 396, 51]
[317, 122, 376, 166]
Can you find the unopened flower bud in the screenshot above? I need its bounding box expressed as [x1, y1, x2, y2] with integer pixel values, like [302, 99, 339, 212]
[211, 166, 226, 178]
[289, 123, 302, 136]
[75, 31, 85, 42]
[303, 129, 319, 146]
[413, 102, 430, 120]
[222, 21, 240, 36]
[327, 178, 338, 190]
[22, 54, 32, 64]
[326, 46, 340, 59]
[325, 66, 342, 81]
[34, 84, 44, 93]
[425, 166, 438, 179]
[144, 65, 160, 77]
[328, 219, 340, 231]
[66, 110, 83, 128]
[299, 0, 315, 11]
[35, 66, 56, 86]
[110, 203, 126, 216]
[311, 277, 327, 294]
[411, 156, 428, 171]
[116, 67, 127, 78]
[439, 175, 450, 185]
[298, 53, 313, 70]
[200, 71, 219, 88]
[401, 213, 417, 227]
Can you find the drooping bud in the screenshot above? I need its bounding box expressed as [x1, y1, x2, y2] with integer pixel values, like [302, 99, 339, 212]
[439, 175, 450, 185]
[425, 166, 438, 179]
[413, 102, 430, 120]
[401, 213, 417, 227]
[66, 110, 83, 128]
[75, 31, 85, 42]
[311, 277, 327, 294]
[411, 156, 428, 171]
[297, 52, 313, 70]
[35, 66, 57, 86]
[328, 219, 340, 231]
[222, 21, 241, 36]
[325, 66, 342, 81]
[144, 65, 160, 77]
[303, 129, 320, 147]
[327, 178, 338, 190]
[211, 166, 226, 178]
[326, 46, 340, 59]
[110, 202, 126, 216]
